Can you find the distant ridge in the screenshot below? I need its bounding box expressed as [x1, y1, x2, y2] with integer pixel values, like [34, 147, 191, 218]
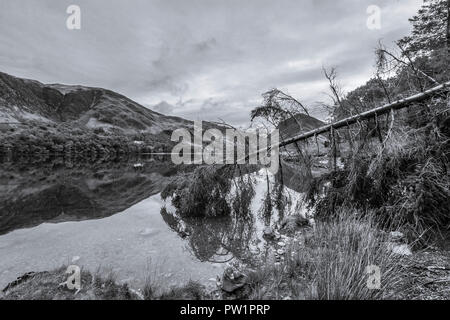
[279, 113, 326, 140]
[0, 71, 192, 134]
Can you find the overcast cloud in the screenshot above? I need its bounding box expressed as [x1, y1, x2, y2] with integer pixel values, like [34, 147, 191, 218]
[0, 0, 422, 126]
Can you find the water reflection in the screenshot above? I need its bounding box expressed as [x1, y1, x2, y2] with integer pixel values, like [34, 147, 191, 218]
[159, 165, 259, 264]
[0, 156, 177, 235]
[0, 157, 307, 289]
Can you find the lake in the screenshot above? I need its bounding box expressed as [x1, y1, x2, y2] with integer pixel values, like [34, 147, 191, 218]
[0, 157, 306, 292]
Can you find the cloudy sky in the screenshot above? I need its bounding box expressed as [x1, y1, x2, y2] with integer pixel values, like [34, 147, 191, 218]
[0, 0, 422, 126]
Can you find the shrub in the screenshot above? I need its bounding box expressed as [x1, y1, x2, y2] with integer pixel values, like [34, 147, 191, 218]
[161, 166, 233, 217]
[306, 124, 450, 245]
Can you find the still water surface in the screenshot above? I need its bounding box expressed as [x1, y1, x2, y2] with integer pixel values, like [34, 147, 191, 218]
[0, 158, 305, 290]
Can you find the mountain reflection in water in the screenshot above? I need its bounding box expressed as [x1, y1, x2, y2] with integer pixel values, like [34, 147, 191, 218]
[0, 157, 307, 290]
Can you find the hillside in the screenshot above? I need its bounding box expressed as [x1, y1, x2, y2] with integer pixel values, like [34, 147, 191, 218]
[279, 113, 325, 138]
[0, 71, 192, 135]
[278, 113, 329, 156]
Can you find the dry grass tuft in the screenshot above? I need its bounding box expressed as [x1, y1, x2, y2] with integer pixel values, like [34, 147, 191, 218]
[246, 213, 405, 300]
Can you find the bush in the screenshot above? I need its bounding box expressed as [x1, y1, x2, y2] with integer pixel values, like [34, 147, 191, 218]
[161, 166, 233, 217]
[306, 124, 450, 245]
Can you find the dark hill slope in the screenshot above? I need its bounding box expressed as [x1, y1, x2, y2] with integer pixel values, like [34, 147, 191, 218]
[0, 72, 191, 134]
[278, 113, 326, 140]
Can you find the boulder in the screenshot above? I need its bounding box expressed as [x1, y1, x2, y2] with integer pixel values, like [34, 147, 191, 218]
[263, 226, 275, 239]
[389, 243, 412, 256]
[280, 215, 309, 233]
[221, 267, 247, 293]
[389, 231, 405, 243]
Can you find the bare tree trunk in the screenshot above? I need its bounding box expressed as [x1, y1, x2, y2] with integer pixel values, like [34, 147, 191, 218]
[279, 81, 450, 148]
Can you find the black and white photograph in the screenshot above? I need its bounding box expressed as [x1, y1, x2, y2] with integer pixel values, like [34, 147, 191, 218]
[0, 0, 449, 307]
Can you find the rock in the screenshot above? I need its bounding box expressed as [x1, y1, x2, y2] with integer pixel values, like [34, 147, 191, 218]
[2, 272, 38, 293]
[263, 226, 275, 239]
[281, 215, 309, 232]
[215, 276, 222, 288]
[389, 231, 405, 242]
[179, 230, 189, 238]
[129, 288, 144, 300]
[221, 267, 246, 293]
[388, 243, 412, 256]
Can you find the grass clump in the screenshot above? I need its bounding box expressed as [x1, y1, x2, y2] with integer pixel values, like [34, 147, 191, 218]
[143, 279, 207, 300]
[308, 213, 402, 299]
[246, 213, 404, 300]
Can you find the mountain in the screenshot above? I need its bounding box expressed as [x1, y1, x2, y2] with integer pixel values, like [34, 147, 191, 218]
[0, 71, 192, 134]
[278, 113, 326, 139]
[278, 113, 329, 156]
[279, 113, 326, 146]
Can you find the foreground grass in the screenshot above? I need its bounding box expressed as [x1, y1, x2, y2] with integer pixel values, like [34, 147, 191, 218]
[0, 267, 133, 300]
[246, 213, 405, 300]
[0, 267, 208, 300]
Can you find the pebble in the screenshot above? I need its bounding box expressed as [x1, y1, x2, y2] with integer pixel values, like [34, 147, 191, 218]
[391, 243, 412, 256]
[389, 231, 405, 242]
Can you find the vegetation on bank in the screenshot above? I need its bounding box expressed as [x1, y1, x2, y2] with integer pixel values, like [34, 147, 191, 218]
[305, 122, 450, 246]
[246, 214, 403, 300]
[0, 120, 173, 157]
